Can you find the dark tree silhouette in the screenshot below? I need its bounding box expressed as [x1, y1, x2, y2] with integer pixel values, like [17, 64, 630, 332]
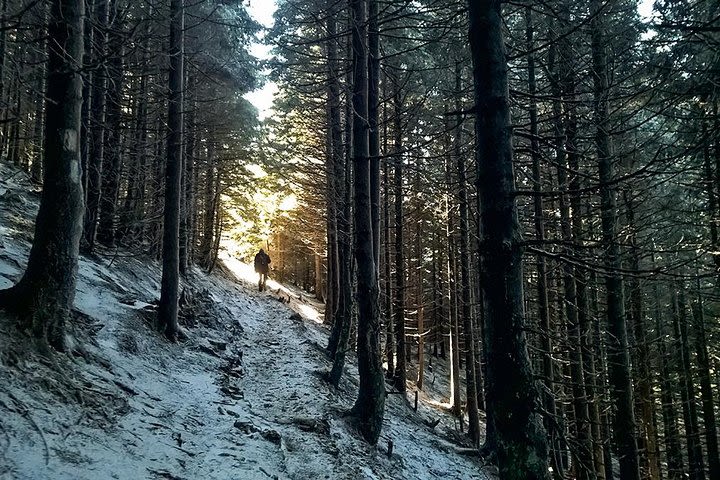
[467, 0, 548, 477]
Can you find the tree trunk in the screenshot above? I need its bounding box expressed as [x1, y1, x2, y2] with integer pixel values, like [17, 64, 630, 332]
[327, 21, 353, 361]
[454, 60, 479, 446]
[368, 0, 380, 270]
[467, 1, 548, 477]
[348, 0, 385, 445]
[200, 144, 215, 267]
[81, 0, 108, 253]
[0, 0, 6, 156]
[31, 31, 47, 185]
[392, 78, 406, 394]
[325, 1, 341, 323]
[328, 81, 353, 384]
[673, 291, 705, 480]
[690, 295, 720, 479]
[96, 3, 124, 248]
[624, 193, 660, 480]
[184, 85, 196, 267]
[158, 0, 184, 340]
[447, 187, 462, 423]
[0, 0, 85, 351]
[383, 134, 394, 379]
[655, 281, 684, 480]
[590, 0, 640, 477]
[528, 9, 561, 476]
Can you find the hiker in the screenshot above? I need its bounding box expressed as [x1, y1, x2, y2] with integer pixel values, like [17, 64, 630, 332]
[254, 248, 271, 292]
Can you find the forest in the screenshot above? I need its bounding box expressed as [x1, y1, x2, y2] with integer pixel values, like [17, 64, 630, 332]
[0, 0, 718, 479]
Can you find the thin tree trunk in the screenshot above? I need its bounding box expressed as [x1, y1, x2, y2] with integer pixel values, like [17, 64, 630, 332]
[31, 40, 46, 184]
[327, 22, 353, 361]
[368, 0, 380, 270]
[383, 129, 394, 378]
[690, 294, 720, 479]
[97, 2, 123, 247]
[81, 0, 108, 253]
[0, 0, 6, 155]
[325, 2, 341, 323]
[673, 291, 705, 480]
[655, 279, 684, 480]
[624, 193, 660, 480]
[527, 9, 560, 476]
[590, 1, 640, 477]
[392, 79, 406, 394]
[454, 59, 479, 446]
[158, 0, 184, 340]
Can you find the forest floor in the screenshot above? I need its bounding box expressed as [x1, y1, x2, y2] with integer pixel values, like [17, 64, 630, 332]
[0, 163, 491, 479]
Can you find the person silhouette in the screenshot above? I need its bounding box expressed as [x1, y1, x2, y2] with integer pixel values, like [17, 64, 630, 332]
[253, 248, 271, 292]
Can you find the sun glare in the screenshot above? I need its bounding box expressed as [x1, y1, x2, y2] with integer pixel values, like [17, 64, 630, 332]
[279, 194, 297, 211]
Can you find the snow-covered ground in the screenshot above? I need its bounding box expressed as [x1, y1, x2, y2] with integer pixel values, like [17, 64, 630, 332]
[0, 164, 492, 479]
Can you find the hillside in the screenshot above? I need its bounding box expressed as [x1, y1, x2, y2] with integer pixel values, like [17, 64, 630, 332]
[0, 164, 490, 479]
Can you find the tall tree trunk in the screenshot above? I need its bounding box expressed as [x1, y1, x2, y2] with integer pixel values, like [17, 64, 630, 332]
[80, 0, 93, 192]
[392, 79, 406, 394]
[184, 84, 195, 266]
[81, 0, 108, 253]
[467, 1, 548, 477]
[454, 60, 480, 446]
[31, 29, 47, 185]
[445, 143, 462, 423]
[328, 84, 353, 385]
[0, 0, 6, 156]
[590, 1, 640, 478]
[624, 193, 660, 480]
[527, 9, 560, 476]
[327, 23, 353, 362]
[655, 278, 684, 480]
[673, 291, 705, 480]
[158, 0, 184, 340]
[368, 0, 380, 270]
[383, 130, 394, 379]
[0, 0, 85, 351]
[199, 143, 215, 267]
[690, 293, 720, 479]
[96, 3, 123, 248]
[325, 0, 341, 324]
[348, 0, 385, 445]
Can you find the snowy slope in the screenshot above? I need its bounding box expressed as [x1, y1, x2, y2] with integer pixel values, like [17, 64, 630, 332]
[0, 164, 492, 479]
